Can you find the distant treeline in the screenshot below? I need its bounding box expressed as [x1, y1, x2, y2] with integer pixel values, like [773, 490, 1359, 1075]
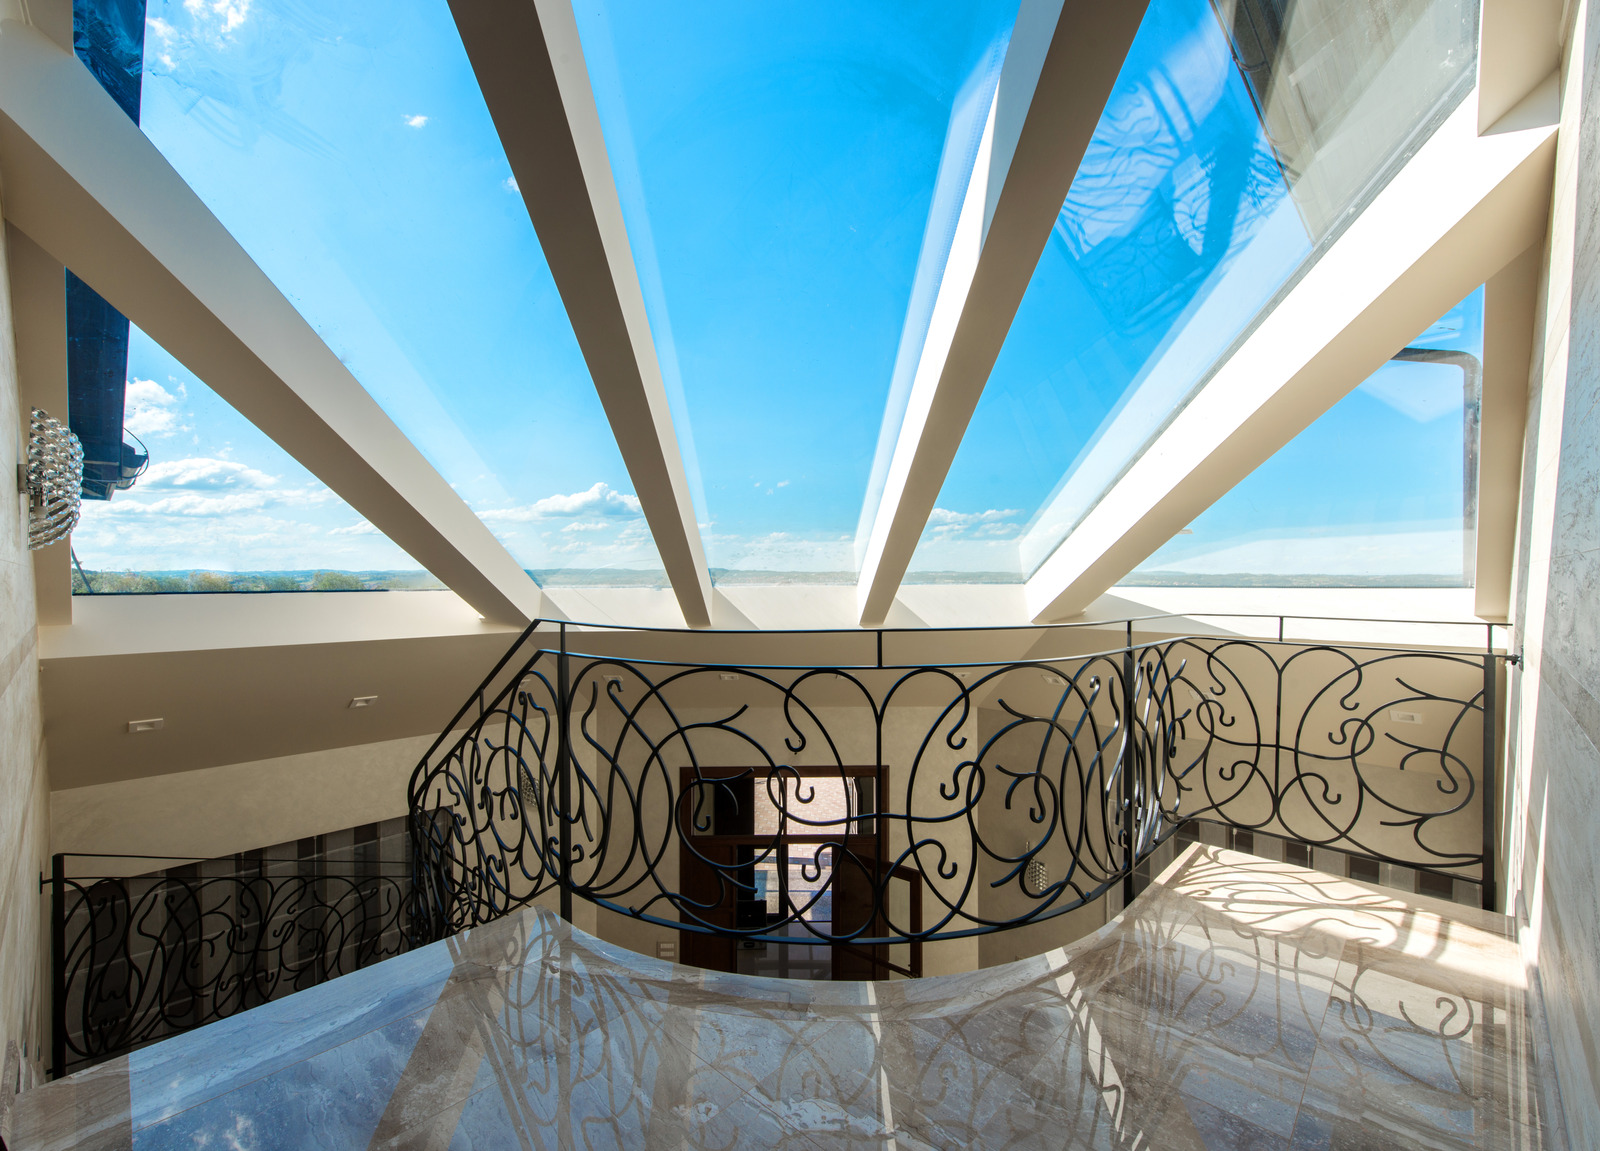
[71, 570, 445, 594]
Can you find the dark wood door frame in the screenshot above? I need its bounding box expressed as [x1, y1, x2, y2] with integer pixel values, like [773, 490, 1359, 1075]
[676, 765, 902, 978]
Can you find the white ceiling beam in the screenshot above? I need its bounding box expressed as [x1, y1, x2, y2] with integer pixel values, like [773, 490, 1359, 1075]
[854, 0, 1150, 627]
[1477, 244, 1542, 622]
[0, 19, 545, 625]
[1026, 81, 1560, 622]
[4, 221, 71, 624]
[1478, 0, 1564, 132]
[448, 0, 713, 629]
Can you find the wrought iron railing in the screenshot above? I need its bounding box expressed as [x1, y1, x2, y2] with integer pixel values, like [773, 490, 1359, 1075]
[408, 616, 1512, 958]
[46, 615, 1511, 1078]
[46, 853, 411, 1078]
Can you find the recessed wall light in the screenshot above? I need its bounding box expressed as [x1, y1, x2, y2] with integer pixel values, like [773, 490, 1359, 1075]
[1041, 674, 1066, 686]
[719, 673, 740, 682]
[349, 696, 379, 709]
[127, 718, 163, 734]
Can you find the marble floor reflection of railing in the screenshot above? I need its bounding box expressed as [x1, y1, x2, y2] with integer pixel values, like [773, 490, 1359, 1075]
[10, 845, 1563, 1150]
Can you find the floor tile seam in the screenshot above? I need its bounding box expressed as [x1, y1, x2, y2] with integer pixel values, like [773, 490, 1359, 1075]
[122, 993, 451, 1136]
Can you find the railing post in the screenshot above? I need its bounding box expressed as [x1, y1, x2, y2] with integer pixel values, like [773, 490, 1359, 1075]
[50, 853, 65, 1080]
[1482, 626, 1498, 913]
[557, 622, 573, 923]
[1122, 622, 1137, 909]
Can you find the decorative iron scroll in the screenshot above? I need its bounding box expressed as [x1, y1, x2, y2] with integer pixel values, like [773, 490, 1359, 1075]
[50, 862, 410, 1077]
[409, 622, 1498, 950]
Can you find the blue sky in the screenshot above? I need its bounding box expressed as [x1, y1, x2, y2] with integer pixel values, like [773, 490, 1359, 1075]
[73, 324, 423, 572]
[574, 0, 1020, 573]
[88, 0, 1478, 588]
[1132, 288, 1484, 581]
[118, 0, 660, 578]
[101, 0, 1021, 579]
[909, 0, 1302, 576]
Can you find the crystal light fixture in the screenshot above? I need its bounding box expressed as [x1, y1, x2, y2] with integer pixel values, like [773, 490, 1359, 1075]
[25, 407, 84, 550]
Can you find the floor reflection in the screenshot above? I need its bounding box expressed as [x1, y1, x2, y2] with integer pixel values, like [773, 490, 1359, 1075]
[12, 846, 1563, 1150]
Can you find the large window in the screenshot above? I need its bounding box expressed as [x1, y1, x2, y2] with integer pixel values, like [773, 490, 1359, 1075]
[71, 325, 439, 594]
[904, 0, 1480, 583]
[574, 0, 1023, 580]
[1127, 288, 1483, 587]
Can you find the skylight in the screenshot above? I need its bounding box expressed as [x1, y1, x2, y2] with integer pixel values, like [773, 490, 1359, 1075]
[134, 0, 664, 585]
[1127, 287, 1484, 587]
[572, 0, 1021, 581]
[71, 324, 438, 593]
[905, 0, 1480, 583]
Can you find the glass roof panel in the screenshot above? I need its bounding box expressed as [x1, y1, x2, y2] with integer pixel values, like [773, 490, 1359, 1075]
[1126, 287, 1483, 586]
[72, 324, 442, 592]
[136, 0, 664, 585]
[572, 1, 1020, 580]
[906, 0, 1479, 583]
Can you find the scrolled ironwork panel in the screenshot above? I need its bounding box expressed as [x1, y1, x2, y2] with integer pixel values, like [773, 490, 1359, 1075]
[54, 868, 410, 1076]
[1140, 639, 1488, 875]
[407, 626, 1494, 955]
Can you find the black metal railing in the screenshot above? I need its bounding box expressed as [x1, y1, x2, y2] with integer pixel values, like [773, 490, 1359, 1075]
[47, 614, 1509, 1077]
[408, 615, 1511, 957]
[46, 853, 412, 1078]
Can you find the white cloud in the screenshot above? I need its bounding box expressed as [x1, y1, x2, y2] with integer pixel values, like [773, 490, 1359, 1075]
[404, 114, 429, 129]
[330, 520, 379, 536]
[561, 521, 610, 533]
[183, 0, 251, 35]
[926, 507, 1021, 527]
[924, 507, 1023, 539]
[140, 457, 277, 491]
[124, 379, 183, 438]
[776, 480, 790, 488]
[503, 176, 520, 192]
[146, 16, 178, 68]
[478, 483, 642, 522]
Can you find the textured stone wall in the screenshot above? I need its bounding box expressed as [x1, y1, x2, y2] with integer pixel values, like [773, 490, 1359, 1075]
[1504, 0, 1600, 1141]
[0, 195, 50, 1091]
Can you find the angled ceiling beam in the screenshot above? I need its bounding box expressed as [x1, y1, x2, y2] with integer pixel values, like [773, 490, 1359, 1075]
[1026, 80, 1560, 622]
[448, 0, 713, 629]
[1476, 243, 1541, 622]
[854, 0, 1151, 627]
[0, 19, 545, 625]
[5, 222, 71, 624]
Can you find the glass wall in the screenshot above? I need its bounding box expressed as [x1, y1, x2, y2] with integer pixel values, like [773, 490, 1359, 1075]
[71, 326, 440, 593]
[905, 0, 1480, 582]
[133, 0, 664, 586]
[1126, 288, 1483, 587]
[574, 0, 1022, 580]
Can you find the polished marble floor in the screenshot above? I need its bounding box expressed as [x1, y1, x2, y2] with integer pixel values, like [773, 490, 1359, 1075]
[11, 846, 1564, 1149]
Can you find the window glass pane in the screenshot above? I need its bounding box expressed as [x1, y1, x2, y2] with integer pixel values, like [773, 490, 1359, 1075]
[1126, 287, 1482, 586]
[137, 0, 664, 586]
[573, 1, 1021, 580]
[906, 0, 1479, 582]
[72, 325, 440, 592]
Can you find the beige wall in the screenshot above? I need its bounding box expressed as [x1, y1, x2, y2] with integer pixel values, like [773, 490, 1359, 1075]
[1503, 0, 1600, 1142]
[0, 189, 49, 1090]
[50, 731, 451, 861]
